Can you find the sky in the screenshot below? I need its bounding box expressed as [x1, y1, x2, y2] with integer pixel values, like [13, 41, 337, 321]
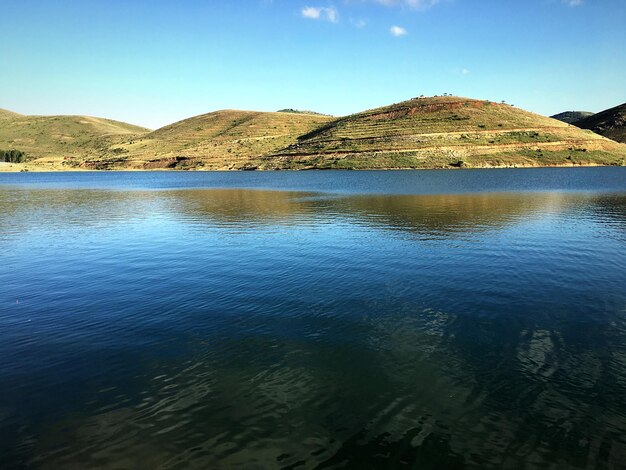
[1, 0, 625, 129]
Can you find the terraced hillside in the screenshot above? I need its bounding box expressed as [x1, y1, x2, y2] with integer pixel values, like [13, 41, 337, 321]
[573, 103, 626, 143]
[551, 111, 594, 124]
[98, 110, 333, 170]
[0, 110, 149, 167]
[262, 96, 626, 169]
[2, 97, 625, 171]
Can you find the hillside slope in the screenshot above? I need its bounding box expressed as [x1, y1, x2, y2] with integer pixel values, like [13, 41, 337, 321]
[551, 111, 594, 124]
[0, 108, 23, 119]
[573, 103, 626, 143]
[0, 111, 149, 166]
[2, 97, 626, 171]
[261, 96, 626, 169]
[103, 110, 333, 169]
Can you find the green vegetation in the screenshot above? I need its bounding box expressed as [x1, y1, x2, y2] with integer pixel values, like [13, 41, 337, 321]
[0, 112, 149, 169]
[1, 96, 625, 171]
[0, 149, 26, 163]
[262, 96, 626, 170]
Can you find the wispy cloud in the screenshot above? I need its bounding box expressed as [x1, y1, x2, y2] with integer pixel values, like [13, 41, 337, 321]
[374, 0, 440, 10]
[390, 25, 407, 36]
[562, 0, 583, 6]
[301, 6, 339, 22]
[350, 18, 367, 28]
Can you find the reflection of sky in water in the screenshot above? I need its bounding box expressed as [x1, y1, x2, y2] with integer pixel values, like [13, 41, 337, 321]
[0, 172, 625, 468]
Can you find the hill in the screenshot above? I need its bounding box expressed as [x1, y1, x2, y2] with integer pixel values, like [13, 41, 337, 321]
[573, 103, 626, 143]
[551, 111, 594, 124]
[2, 97, 625, 171]
[0, 111, 149, 167]
[0, 108, 23, 119]
[92, 110, 333, 169]
[277, 109, 330, 116]
[259, 96, 626, 169]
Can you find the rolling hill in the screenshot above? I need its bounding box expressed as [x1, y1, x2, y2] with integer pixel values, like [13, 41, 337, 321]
[259, 96, 626, 169]
[551, 111, 594, 124]
[0, 108, 23, 119]
[97, 110, 333, 169]
[2, 97, 626, 171]
[573, 103, 626, 143]
[0, 110, 149, 167]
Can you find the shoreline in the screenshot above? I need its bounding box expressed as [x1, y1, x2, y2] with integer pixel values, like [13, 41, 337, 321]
[0, 162, 622, 173]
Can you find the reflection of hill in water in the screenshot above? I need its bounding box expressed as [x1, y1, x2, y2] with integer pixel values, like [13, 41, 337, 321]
[3, 187, 626, 468]
[163, 189, 318, 227]
[334, 193, 559, 238]
[586, 195, 626, 234]
[3, 187, 622, 240]
[165, 189, 574, 238]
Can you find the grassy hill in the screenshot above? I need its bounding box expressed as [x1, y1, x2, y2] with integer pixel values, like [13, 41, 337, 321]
[259, 96, 626, 169]
[2, 97, 625, 171]
[0, 108, 23, 119]
[0, 111, 149, 168]
[573, 103, 626, 143]
[93, 110, 333, 170]
[277, 109, 330, 116]
[551, 111, 595, 124]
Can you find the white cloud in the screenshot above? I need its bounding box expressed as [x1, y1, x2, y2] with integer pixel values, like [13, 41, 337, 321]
[390, 25, 407, 36]
[562, 0, 583, 5]
[461, 68, 470, 75]
[301, 6, 339, 22]
[374, 0, 440, 10]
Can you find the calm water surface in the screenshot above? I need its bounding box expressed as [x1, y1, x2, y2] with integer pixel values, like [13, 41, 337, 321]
[1, 168, 625, 469]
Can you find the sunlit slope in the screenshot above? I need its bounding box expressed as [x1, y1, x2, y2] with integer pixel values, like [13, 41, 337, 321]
[263, 96, 626, 169]
[0, 108, 23, 119]
[574, 103, 626, 143]
[112, 110, 333, 169]
[0, 111, 149, 163]
[3, 98, 625, 171]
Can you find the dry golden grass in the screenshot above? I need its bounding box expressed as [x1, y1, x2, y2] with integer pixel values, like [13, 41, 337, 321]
[2, 96, 625, 171]
[101, 110, 333, 170]
[264, 96, 626, 169]
[0, 111, 149, 168]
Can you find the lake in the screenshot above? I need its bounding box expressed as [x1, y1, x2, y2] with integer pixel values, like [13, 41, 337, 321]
[1, 168, 625, 469]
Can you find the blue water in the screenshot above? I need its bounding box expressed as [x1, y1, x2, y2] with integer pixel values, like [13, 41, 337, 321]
[1, 168, 625, 469]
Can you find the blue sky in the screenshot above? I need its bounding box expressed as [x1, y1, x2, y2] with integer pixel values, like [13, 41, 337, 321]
[1, 0, 624, 129]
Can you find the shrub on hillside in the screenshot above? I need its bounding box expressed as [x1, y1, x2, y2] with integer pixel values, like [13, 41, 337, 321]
[0, 149, 26, 163]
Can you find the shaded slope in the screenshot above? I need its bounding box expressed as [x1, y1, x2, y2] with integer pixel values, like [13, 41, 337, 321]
[551, 111, 594, 124]
[108, 110, 333, 169]
[573, 103, 626, 143]
[264, 96, 626, 169]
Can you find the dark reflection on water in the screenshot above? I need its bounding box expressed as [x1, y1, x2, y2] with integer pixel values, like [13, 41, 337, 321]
[1, 171, 626, 469]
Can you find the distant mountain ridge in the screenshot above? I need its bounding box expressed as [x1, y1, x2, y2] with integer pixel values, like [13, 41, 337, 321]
[572, 103, 626, 144]
[1, 97, 625, 171]
[551, 111, 594, 124]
